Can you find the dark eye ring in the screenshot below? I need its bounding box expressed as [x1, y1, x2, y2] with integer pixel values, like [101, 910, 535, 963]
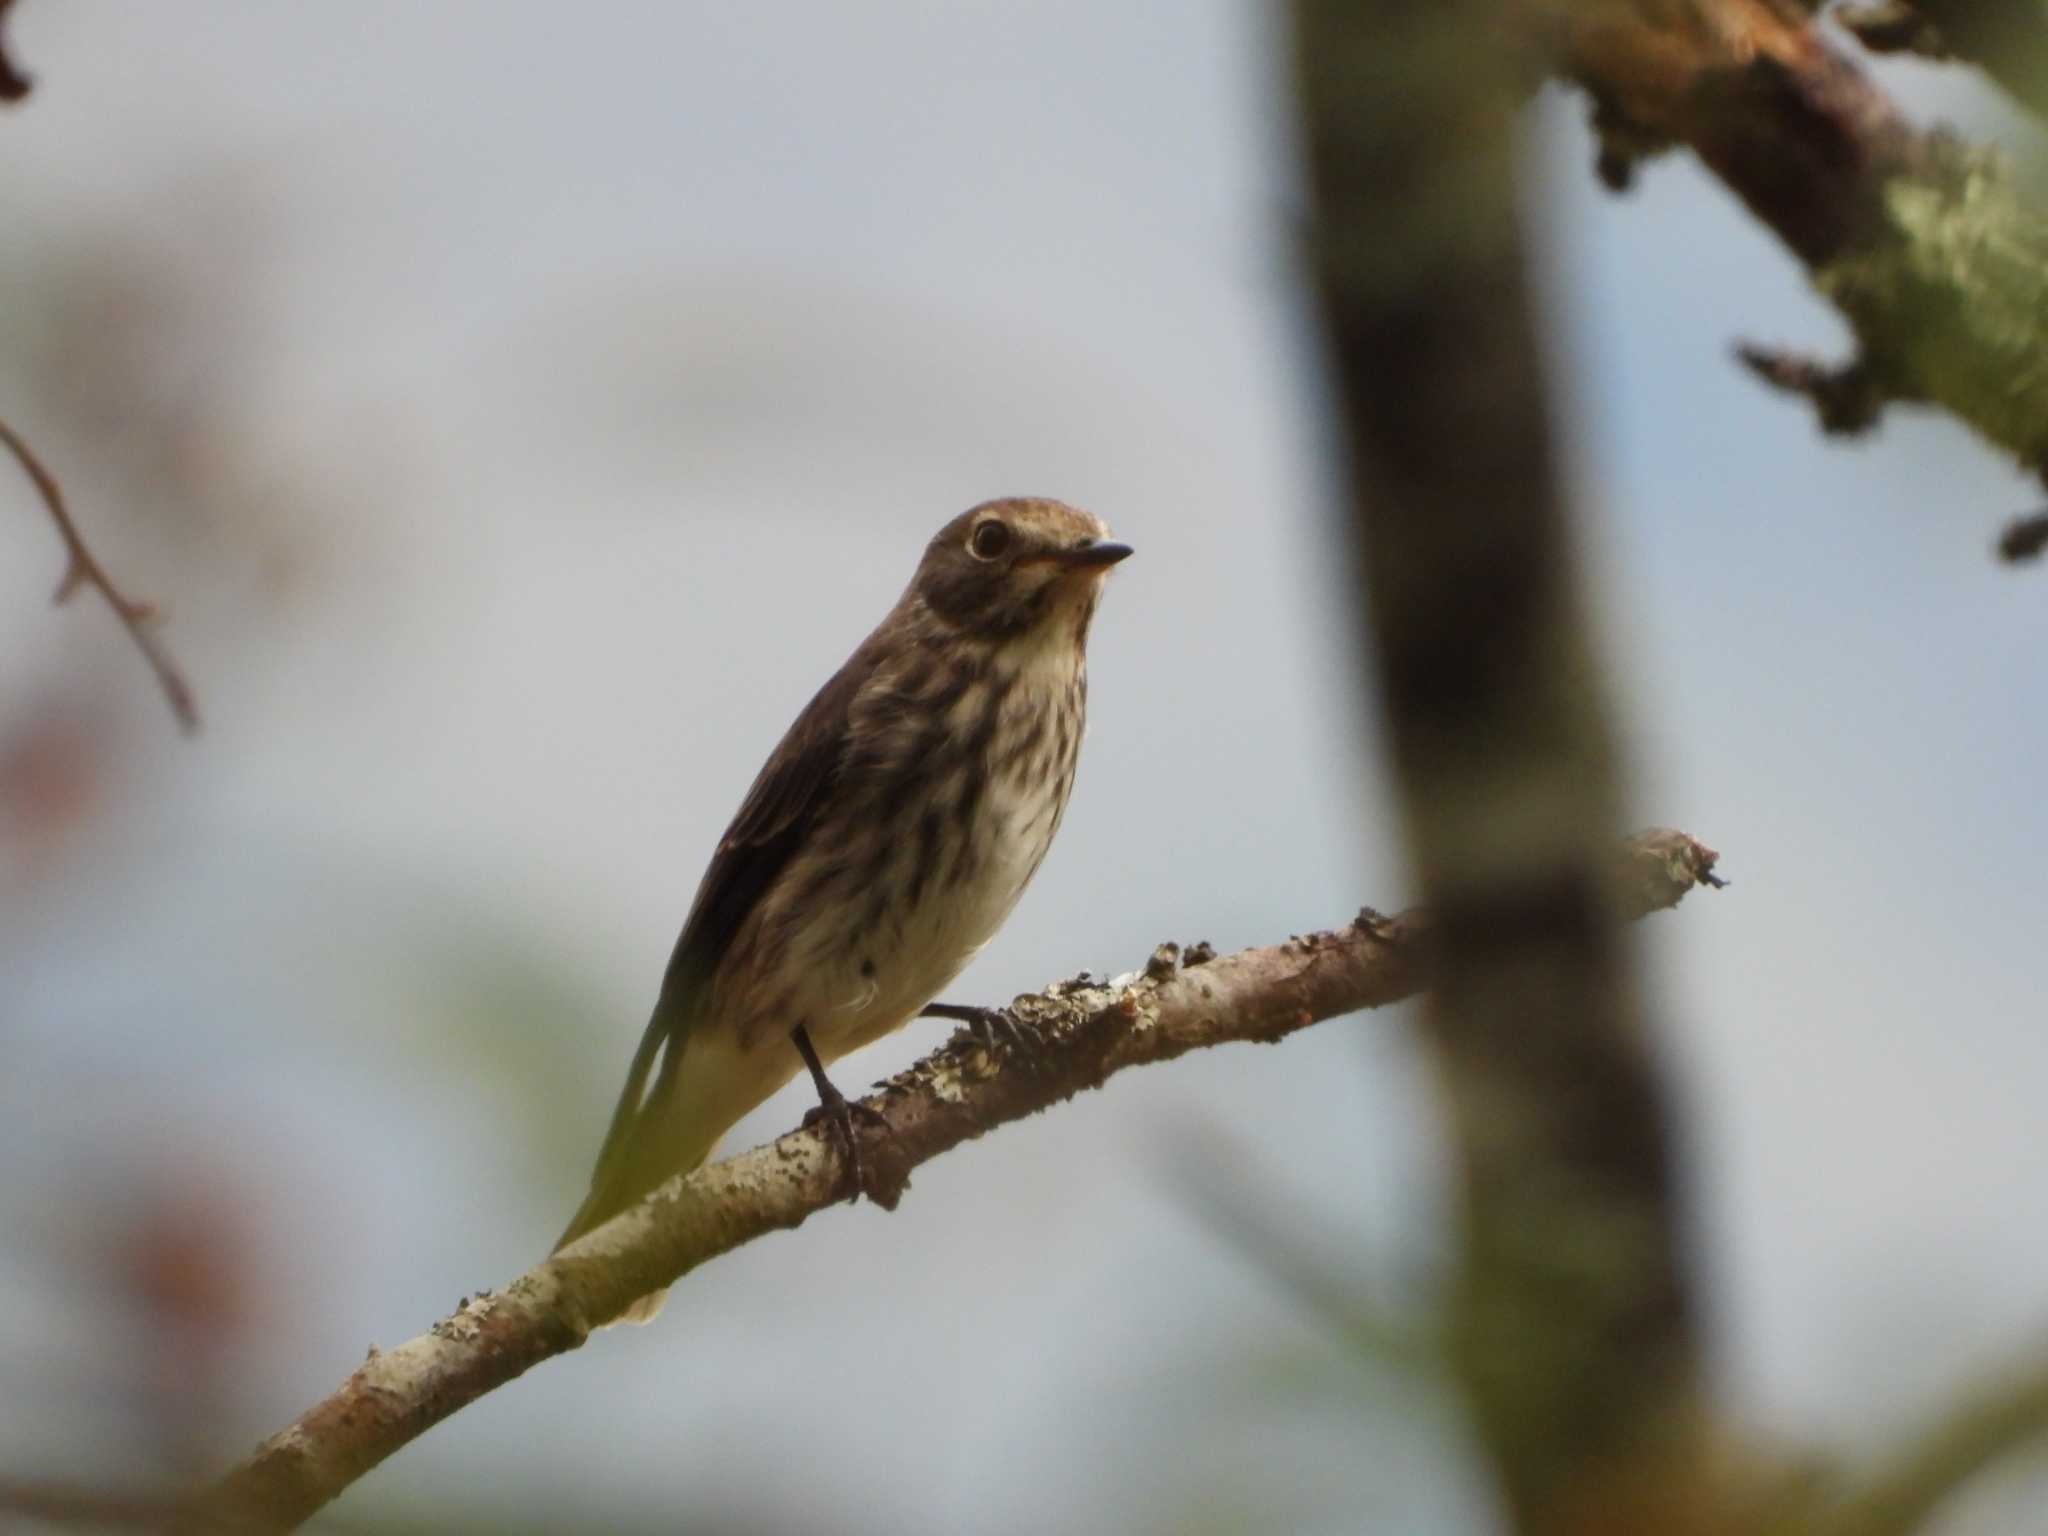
[968, 520, 1010, 560]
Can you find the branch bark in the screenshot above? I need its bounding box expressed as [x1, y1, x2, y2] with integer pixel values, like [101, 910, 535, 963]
[1523, 0, 2048, 484]
[181, 830, 1721, 1535]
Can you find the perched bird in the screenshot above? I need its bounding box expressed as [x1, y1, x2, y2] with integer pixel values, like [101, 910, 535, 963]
[555, 497, 1131, 1320]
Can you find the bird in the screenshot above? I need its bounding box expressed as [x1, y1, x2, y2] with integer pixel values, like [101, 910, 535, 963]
[554, 497, 1131, 1321]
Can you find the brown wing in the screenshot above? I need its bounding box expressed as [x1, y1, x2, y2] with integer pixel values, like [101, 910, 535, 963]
[657, 633, 884, 1009]
[557, 633, 891, 1257]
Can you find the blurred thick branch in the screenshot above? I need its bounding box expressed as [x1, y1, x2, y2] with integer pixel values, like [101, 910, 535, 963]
[1296, 0, 1711, 1527]
[183, 832, 1720, 1535]
[1523, 0, 2048, 484]
[1, 416, 201, 733]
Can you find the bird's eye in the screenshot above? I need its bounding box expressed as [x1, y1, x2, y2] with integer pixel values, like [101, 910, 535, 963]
[968, 520, 1011, 560]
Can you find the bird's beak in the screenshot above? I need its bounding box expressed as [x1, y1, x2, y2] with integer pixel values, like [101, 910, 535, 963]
[1047, 540, 1134, 571]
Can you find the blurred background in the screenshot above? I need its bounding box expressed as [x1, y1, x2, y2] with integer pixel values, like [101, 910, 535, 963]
[2, 4, 2045, 1532]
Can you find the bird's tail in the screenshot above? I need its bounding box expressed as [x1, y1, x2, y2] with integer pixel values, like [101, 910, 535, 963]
[553, 996, 732, 1326]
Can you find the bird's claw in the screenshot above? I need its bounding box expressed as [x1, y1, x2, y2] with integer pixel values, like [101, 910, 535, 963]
[969, 1006, 1042, 1054]
[801, 1092, 893, 1205]
[923, 1001, 1045, 1056]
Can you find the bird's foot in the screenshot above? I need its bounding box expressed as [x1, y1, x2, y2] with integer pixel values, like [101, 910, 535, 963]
[791, 1024, 893, 1205]
[922, 1000, 1045, 1055]
[800, 1088, 892, 1205]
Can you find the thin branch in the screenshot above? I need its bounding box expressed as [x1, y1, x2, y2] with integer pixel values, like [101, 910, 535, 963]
[1, 415, 201, 734]
[1736, 344, 1883, 435]
[1835, 1, 1950, 61]
[0, 1479, 187, 1529]
[1164, 1134, 1441, 1377]
[1523, 0, 2048, 493]
[0, 0, 29, 103]
[181, 830, 1721, 1536]
[1817, 1345, 2048, 1536]
[1995, 510, 2048, 563]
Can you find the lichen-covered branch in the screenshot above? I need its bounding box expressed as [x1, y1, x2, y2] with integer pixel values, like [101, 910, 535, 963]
[180, 830, 1720, 1536]
[1523, 0, 2048, 483]
[1, 416, 201, 734]
[1837, 0, 2048, 123]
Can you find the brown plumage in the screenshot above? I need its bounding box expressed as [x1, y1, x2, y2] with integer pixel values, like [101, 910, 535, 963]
[556, 498, 1130, 1321]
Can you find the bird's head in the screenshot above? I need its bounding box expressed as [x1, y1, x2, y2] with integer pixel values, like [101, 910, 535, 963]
[911, 497, 1132, 644]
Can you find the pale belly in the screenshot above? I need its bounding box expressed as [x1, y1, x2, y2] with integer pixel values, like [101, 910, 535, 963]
[809, 767, 1064, 1061]
[718, 650, 1082, 1068]
[678, 768, 1067, 1150]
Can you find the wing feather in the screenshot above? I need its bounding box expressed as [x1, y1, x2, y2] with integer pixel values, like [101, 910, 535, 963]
[555, 634, 888, 1257]
[661, 635, 884, 997]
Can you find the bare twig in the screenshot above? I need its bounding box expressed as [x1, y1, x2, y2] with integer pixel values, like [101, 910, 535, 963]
[1817, 1346, 2048, 1536]
[0, 0, 29, 102]
[1996, 511, 2048, 563]
[1835, 0, 1950, 60]
[1, 416, 201, 733]
[181, 830, 1721, 1535]
[0, 1479, 188, 1529]
[1736, 344, 1884, 435]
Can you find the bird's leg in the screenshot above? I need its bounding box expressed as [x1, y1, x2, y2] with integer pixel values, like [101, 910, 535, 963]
[921, 1000, 1044, 1053]
[792, 1024, 889, 1204]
